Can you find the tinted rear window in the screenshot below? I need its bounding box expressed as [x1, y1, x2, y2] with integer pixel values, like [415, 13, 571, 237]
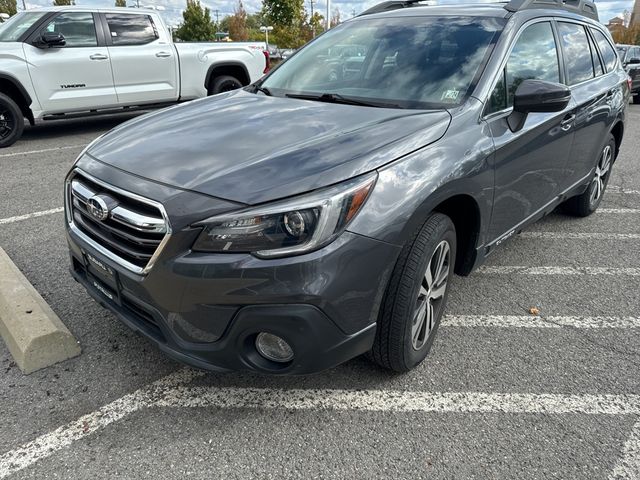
[105, 13, 157, 46]
[591, 29, 618, 72]
[557, 22, 594, 85]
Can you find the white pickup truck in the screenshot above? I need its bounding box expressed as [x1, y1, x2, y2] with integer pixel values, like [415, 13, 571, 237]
[0, 7, 268, 147]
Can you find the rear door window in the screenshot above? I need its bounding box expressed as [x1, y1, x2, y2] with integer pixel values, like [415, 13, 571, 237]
[587, 33, 604, 76]
[591, 28, 618, 72]
[557, 22, 594, 85]
[105, 13, 158, 46]
[487, 21, 560, 114]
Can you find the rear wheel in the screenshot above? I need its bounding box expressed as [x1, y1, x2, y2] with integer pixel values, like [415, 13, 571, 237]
[564, 134, 615, 217]
[633, 94, 640, 105]
[207, 75, 243, 95]
[0, 93, 24, 148]
[369, 213, 456, 372]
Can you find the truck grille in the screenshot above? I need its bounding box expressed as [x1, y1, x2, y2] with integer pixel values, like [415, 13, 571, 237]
[66, 169, 170, 274]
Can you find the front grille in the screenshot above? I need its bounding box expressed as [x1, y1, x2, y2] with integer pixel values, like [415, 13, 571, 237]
[67, 169, 170, 273]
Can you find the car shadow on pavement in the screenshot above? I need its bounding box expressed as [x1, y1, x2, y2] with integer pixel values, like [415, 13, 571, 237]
[22, 112, 148, 142]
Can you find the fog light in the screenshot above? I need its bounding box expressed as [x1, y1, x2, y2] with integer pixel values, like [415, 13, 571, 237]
[255, 332, 294, 363]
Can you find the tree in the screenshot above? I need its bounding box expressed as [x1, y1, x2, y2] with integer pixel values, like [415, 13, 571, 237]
[330, 8, 341, 28]
[52, 0, 75, 5]
[228, 0, 249, 41]
[0, 0, 16, 16]
[175, 0, 216, 42]
[262, 0, 304, 27]
[303, 11, 324, 40]
[262, 0, 305, 48]
[115, 0, 127, 7]
[612, 25, 640, 45]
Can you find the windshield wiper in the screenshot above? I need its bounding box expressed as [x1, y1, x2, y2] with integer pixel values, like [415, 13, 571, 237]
[252, 85, 272, 96]
[285, 92, 400, 108]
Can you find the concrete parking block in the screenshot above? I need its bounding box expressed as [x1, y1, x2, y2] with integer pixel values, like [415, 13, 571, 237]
[0, 247, 80, 374]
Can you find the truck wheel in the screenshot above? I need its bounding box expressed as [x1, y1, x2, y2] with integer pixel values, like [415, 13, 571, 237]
[208, 75, 243, 95]
[564, 134, 615, 217]
[633, 94, 640, 105]
[369, 213, 456, 372]
[0, 93, 24, 148]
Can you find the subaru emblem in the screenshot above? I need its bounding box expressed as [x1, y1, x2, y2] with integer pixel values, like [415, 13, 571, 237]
[87, 195, 110, 221]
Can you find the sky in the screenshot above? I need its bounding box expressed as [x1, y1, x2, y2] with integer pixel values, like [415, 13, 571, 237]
[23, 0, 637, 29]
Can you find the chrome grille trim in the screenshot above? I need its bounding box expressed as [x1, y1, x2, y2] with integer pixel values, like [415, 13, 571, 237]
[65, 168, 172, 275]
[71, 179, 166, 233]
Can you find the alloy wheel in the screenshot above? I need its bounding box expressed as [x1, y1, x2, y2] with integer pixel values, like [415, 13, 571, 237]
[0, 109, 14, 141]
[589, 144, 612, 206]
[411, 240, 450, 350]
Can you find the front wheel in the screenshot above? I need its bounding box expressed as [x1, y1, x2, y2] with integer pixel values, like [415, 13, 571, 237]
[563, 134, 615, 217]
[207, 75, 243, 95]
[369, 213, 456, 372]
[0, 93, 24, 148]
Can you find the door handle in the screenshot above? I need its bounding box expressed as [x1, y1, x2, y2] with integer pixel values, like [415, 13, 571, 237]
[560, 114, 576, 131]
[156, 51, 172, 58]
[90, 53, 108, 60]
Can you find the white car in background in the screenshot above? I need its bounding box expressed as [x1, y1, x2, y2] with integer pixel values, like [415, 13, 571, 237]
[0, 7, 269, 147]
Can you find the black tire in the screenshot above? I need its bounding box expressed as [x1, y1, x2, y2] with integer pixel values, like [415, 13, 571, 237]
[563, 134, 615, 217]
[207, 75, 243, 95]
[633, 94, 640, 105]
[0, 93, 24, 148]
[369, 213, 457, 372]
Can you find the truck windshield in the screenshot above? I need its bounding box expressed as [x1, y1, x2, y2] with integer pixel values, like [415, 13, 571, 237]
[0, 12, 47, 42]
[262, 16, 505, 109]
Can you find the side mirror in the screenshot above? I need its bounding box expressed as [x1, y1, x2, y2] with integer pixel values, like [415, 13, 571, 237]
[507, 79, 571, 132]
[37, 31, 66, 48]
[628, 58, 640, 65]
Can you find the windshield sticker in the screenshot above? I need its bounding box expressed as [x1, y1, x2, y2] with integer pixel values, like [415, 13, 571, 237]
[441, 90, 460, 102]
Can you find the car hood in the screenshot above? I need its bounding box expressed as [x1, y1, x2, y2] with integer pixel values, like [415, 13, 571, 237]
[88, 90, 451, 205]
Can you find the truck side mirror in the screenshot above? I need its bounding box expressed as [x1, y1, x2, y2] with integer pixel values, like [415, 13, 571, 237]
[37, 32, 66, 48]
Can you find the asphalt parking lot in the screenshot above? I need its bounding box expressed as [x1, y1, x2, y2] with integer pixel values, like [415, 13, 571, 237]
[1, 106, 639, 479]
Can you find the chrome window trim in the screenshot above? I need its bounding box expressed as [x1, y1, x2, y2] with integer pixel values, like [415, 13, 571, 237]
[65, 168, 172, 276]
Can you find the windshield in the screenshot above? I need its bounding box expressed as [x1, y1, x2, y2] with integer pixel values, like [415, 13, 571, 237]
[0, 12, 46, 42]
[262, 16, 505, 109]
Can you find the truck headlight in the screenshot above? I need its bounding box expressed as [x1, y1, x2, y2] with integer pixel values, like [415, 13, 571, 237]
[192, 173, 376, 258]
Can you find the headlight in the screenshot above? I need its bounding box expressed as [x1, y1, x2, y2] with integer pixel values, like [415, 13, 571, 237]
[192, 173, 377, 258]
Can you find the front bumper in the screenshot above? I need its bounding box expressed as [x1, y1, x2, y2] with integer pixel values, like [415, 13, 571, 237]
[67, 221, 400, 375]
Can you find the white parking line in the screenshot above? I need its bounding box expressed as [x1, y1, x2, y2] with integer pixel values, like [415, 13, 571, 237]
[519, 232, 640, 240]
[0, 368, 203, 479]
[0, 144, 86, 158]
[157, 387, 640, 415]
[0, 207, 63, 225]
[610, 419, 640, 480]
[598, 208, 640, 214]
[1, 375, 639, 479]
[443, 315, 640, 328]
[477, 266, 640, 276]
[608, 186, 640, 196]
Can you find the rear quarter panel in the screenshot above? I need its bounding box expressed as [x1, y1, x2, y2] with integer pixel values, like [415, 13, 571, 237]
[174, 43, 265, 99]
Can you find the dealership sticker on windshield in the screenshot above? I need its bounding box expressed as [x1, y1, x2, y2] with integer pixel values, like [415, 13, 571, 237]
[441, 90, 460, 102]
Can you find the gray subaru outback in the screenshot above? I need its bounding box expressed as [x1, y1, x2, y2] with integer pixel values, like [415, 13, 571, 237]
[65, 0, 629, 374]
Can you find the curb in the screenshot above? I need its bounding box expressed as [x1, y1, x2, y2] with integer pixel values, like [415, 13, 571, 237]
[0, 247, 80, 374]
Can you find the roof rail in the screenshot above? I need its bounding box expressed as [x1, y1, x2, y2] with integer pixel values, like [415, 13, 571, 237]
[358, 0, 428, 17]
[504, 0, 598, 21]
